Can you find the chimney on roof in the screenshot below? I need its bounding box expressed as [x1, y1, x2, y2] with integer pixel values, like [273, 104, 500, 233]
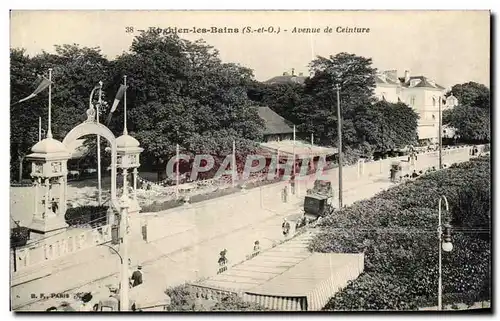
[291, 68, 295, 76]
[383, 70, 398, 82]
[404, 70, 410, 83]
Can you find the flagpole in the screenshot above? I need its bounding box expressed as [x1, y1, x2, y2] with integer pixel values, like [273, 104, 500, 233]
[97, 81, 103, 205]
[232, 140, 236, 187]
[123, 75, 127, 135]
[47, 69, 53, 139]
[38, 117, 42, 142]
[292, 125, 296, 176]
[176, 144, 180, 199]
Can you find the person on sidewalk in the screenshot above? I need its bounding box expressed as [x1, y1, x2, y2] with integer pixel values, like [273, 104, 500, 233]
[282, 185, 288, 203]
[253, 241, 260, 253]
[51, 198, 59, 214]
[218, 249, 228, 269]
[290, 174, 296, 195]
[282, 218, 291, 237]
[131, 265, 144, 287]
[78, 292, 94, 311]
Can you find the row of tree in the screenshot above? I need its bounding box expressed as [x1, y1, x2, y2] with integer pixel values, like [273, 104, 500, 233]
[10, 31, 490, 181]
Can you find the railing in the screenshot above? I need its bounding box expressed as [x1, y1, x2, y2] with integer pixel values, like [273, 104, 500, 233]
[11, 224, 113, 274]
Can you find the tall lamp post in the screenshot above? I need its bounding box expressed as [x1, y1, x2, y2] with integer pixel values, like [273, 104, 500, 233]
[438, 195, 453, 310]
[335, 84, 343, 209]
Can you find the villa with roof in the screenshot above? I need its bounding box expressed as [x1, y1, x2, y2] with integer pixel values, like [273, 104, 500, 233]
[375, 70, 459, 143]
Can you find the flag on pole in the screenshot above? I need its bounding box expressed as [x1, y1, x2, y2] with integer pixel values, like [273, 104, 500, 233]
[106, 84, 127, 124]
[17, 76, 53, 103]
[110, 84, 127, 113]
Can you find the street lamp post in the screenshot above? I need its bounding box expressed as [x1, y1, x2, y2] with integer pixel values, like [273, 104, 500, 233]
[335, 84, 343, 209]
[438, 195, 453, 310]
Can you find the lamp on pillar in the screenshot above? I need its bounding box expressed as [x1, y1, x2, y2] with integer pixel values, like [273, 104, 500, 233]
[116, 134, 143, 214]
[26, 68, 69, 239]
[27, 139, 71, 238]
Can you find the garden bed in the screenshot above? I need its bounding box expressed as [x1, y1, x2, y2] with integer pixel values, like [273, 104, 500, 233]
[309, 156, 491, 310]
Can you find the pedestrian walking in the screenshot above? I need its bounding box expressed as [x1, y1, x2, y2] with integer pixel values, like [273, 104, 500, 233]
[290, 174, 296, 195]
[218, 249, 228, 266]
[282, 185, 288, 203]
[51, 198, 58, 214]
[282, 218, 290, 237]
[253, 241, 260, 252]
[130, 265, 144, 287]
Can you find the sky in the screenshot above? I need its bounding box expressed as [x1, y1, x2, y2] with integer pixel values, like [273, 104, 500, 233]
[10, 10, 490, 88]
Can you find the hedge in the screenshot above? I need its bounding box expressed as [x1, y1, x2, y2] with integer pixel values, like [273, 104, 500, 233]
[11, 226, 30, 248]
[64, 205, 109, 227]
[310, 156, 491, 310]
[165, 284, 270, 311]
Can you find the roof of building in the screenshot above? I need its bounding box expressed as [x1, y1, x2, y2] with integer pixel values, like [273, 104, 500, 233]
[31, 137, 69, 155]
[264, 75, 307, 85]
[256, 106, 295, 135]
[189, 231, 364, 311]
[259, 140, 338, 158]
[116, 134, 141, 148]
[375, 74, 400, 86]
[398, 76, 446, 90]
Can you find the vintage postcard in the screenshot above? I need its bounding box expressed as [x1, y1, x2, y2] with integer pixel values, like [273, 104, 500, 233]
[9, 10, 491, 312]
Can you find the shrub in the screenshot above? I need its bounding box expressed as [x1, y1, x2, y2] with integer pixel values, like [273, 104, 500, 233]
[190, 187, 241, 204]
[65, 205, 108, 227]
[210, 295, 271, 311]
[312, 157, 491, 310]
[141, 199, 183, 213]
[11, 226, 30, 248]
[165, 284, 198, 311]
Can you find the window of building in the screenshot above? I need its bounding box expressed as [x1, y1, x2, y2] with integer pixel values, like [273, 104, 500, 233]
[410, 96, 416, 106]
[432, 97, 436, 107]
[432, 114, 436, 120]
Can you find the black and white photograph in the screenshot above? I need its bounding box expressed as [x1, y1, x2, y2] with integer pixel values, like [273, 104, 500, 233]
[8, 10, 491, 312]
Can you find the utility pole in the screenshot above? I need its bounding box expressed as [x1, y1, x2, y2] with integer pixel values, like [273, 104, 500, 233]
[97, 81, 103, 205]
[438, 96, 443, 169]
[335, 84, 343, 209]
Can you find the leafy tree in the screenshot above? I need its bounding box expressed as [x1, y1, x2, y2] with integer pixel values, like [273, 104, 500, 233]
[443, 105, 490, 143]
[109, 32, 264, 176]
[448, 82, 490, 109]
[443, 82, 490, 143]
[247, 81, 304, 126]
[294, 53, 377, 147]
[354, 101, 418, 153]
[10, 45, 111, 180]
[10, 48, 43, 181]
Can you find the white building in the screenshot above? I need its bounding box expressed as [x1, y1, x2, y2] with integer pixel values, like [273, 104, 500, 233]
[374, 70, 459, 143]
